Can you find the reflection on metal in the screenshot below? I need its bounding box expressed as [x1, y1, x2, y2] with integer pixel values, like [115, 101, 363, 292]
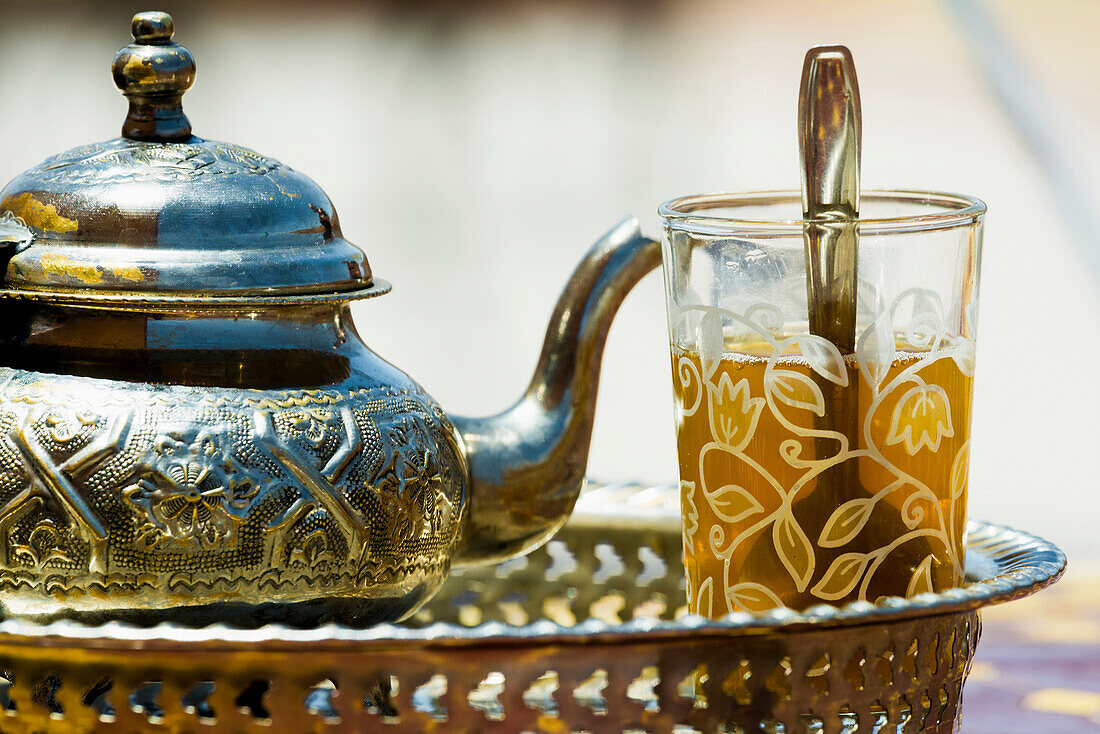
[0, 481, 1065, 731]
[798, 44, 861, 353]
[0, 11, 374, 300]
[0, 11, 662, 626]
[453, 218, 661, 564]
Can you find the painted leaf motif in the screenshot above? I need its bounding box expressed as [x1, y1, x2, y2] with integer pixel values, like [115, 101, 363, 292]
[705, 484, 764, 524]
[727, 582, 785, 614]
[886, 384, 955, 454]
[767, 370, 825, 416]
[857, 277, 884, 321]
[694, 576, 714, 617]
[773, 509, 815, 592]
[810, 552, 872, 601]
[799, 335, 849, 387]
[895, 288, 945, 337]
[906, 555, 935, 597]
[951, 339, 976, 377]
[965, 301, 979, 335]
[682, 480, 700, 543]
[950, 442, 969, 500]
[745, 302, 784, 334]
[706, 373, 765, 451]
[698, 308, 724, 379]
[857, 311, 894, 391]
[817, 498, 874, 548]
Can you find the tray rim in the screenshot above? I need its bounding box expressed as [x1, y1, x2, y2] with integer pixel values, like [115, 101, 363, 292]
[0, 482, 1066, 652]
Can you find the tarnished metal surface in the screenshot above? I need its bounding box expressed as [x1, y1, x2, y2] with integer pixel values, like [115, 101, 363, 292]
[0, 11, 666, 626]
[0, 481, 1065, 732]
[112, 12, 195, 143]
[798, 45, 861, 352]
[0, 212, 658, 626]
[0, 12, 375, 298]
[0, 279, 392, 310]
[0, 212, 32, 253]
[0, 357, 468, 626]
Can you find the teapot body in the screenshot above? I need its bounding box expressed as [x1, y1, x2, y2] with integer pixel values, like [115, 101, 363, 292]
[0, 10, 665, 627]
[0, 303, 467, 626]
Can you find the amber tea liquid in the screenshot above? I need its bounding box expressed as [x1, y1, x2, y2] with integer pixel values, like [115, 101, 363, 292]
[673, 341, 972, 616]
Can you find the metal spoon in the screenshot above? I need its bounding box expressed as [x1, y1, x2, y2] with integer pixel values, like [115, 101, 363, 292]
[799, 45, 861, 353]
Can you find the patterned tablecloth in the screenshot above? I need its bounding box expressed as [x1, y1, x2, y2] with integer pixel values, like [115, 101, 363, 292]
[965, 566, 1100, 732]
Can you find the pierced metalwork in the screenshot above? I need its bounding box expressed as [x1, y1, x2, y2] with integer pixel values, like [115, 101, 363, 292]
[0, 481, 1064, 732]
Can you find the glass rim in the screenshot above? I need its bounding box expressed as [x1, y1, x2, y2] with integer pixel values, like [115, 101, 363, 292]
[658, 189, 986, 235]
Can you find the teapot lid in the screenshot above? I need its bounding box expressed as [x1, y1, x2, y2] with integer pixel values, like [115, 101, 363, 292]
[0, 12, 388, 307]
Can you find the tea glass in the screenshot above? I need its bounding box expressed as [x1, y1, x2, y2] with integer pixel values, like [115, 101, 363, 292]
[659, 191, 985, 616]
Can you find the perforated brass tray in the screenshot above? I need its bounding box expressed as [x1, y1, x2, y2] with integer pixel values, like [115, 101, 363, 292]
[0, 481, 1066, 733]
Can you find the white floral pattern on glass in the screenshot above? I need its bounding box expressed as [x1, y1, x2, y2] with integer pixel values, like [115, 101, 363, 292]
[675, 287, 975, 614]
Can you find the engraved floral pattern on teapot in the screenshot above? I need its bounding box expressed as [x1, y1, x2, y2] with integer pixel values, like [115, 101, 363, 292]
[0, 370, 467, 620]
[123, 431, 259, 550]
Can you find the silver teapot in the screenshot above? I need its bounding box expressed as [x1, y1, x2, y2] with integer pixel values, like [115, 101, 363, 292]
[0, 12, 659, 626]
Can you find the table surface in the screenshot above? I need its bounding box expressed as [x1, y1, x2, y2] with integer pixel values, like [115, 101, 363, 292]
[965, 566, 1100, 733]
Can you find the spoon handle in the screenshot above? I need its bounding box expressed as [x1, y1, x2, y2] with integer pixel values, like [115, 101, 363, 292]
[799, 45, 861, 353]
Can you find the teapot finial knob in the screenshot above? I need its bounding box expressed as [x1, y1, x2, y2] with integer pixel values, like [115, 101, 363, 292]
[112, 11, 195, 142]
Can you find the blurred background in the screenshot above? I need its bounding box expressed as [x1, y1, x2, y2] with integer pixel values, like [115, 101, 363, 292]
[0, 3, 1096, 560]
[1, 2, 1098, 728]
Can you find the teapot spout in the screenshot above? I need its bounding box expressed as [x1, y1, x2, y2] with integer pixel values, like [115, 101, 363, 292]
[452, 218, 660, 565]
